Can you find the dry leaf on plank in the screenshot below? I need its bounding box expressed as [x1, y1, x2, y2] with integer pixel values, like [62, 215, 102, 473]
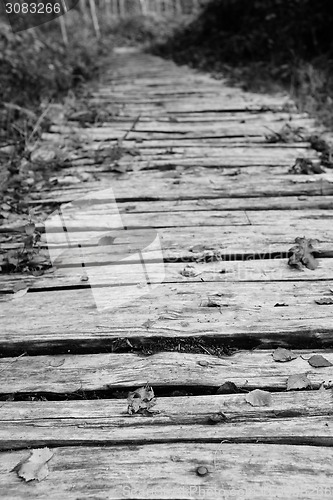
[15, 448, 54, 482]
[245, 389, 272, 407]
[272, 348, 297, 363]
[287, 374, 311, 391]
[288, 237, 318, 270]
[127, 384, 156, 415]
[308, 355, 332, 368]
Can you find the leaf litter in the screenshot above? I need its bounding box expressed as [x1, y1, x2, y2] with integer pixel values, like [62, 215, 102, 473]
[289, 157, 325, 175]
[288, 237, 319, 270]
[14, 447, 54, 482]
[127, 384, 157, 415]
[265, 124, 304, 143]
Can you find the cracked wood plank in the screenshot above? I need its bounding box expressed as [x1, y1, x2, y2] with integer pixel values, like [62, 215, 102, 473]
[1, 257, 333, 292]
[0, 390, 332, 449]
[1, 281, 333, 350]
[0, 350, 332, 393]
[0, 443, 333, 499]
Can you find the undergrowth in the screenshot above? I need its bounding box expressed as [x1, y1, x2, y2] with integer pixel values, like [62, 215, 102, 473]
[0, 10, 181, 206]
[152, 0, 333, 130]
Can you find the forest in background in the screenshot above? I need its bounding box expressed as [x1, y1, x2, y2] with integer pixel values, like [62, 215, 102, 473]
[154, 0, 333, 129]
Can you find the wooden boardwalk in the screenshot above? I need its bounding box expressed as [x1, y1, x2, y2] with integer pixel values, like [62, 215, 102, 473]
[1, 48, 333, 499]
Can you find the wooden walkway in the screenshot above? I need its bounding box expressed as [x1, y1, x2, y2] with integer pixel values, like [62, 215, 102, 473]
[1, 48, 333, 499]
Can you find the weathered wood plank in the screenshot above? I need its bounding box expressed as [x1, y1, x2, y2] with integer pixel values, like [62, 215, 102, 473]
[0, 415, 331, 448]
[0, 391, 332, 449]
[1, 390, 330, 420]
[14, 195, 333, 214]
[29, 169, 333, 204]
[0, 350, 332, 393]
[49, 122, 312, 140]
[1, 257, 333, 293]
[42, 132, 312, 147]
[67, 155, 316, 170]
[1, 443, 333, 500]
[5, 207, 331, 233]
[40, 224, 333, 264]
[1, 281, 333, 350]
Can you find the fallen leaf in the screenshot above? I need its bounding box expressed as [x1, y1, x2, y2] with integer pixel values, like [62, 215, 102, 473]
[287, 373, 311, 391]
[127, 384, 156, 415]
[30, 148, 57, 164]
[308, 355, 332, 368]
[57, 176, 81, 185]
[266, 124, 304, 143]
[288, 237, 318, 270]
[198, 360, 209, 367]
[190, 244, 207, 253]
[98, 235, 115, 246]
[12, 287, 28, 300]
[289, 157, 325, 175]
[207, 294, 223, 307]
[142, 318, 155, 329]
[208, 412, 228, 424]
[15, 448, 54, 482]
[180, 265, 198, 277]
[315, 298, 333, 305]
[273, 348, 298, 363]
[245, 389, 272, 407]
[31, 269, 44, 277]
[24, 222, 36, 236]
[216, 381, 238, 394]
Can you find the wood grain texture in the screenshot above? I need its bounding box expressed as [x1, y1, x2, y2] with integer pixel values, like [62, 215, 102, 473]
[29, 169, 333, 205]
[0, 350, 332, 393]
[1, 280, 333, 351]
[1, 257, 333, 293]
[1, 280, 333, 350]
[0, 443, 332, 499]
[0, 391, 332, 449]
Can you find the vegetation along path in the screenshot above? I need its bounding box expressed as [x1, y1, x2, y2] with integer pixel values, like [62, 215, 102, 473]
[1, 47, 333, 499]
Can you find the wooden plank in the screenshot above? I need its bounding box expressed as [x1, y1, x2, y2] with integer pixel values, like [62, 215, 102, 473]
[1, 257, 333, 293]
[37, 224, 333, 264]
[0, 350, 333, 394]
[0, 392, 332, 448]
[41, 131, 308, 146]
[1, 281, 333, 350]
[8, 196, 333, 219]
[1, 390, 330, 420]
[38, 208, 333, 231]
[49, 121, 312, 140]
[5, 207, 331, 233]
[29, 169, 333, 204]
[1, 443, 333, 499]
